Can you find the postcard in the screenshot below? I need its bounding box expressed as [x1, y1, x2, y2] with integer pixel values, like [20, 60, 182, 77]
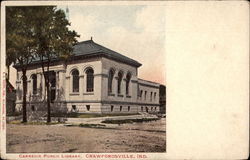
[1, 1, 248, 160]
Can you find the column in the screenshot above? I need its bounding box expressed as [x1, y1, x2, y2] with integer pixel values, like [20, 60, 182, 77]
[112, 76, 118, 96]
[58, 70, 66, 101]
[41, 73, 46, 101]
[79, 74, 84, 95]
[65, 73, 70, 101]
[55, 71, 59, 100]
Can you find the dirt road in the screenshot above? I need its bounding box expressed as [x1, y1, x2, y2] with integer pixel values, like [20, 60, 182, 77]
[7, 118, 166, 153]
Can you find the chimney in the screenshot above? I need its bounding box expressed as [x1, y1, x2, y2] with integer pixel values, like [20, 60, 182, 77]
[91, 36, 93, 41]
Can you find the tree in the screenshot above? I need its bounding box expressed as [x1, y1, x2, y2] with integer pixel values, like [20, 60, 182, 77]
[6, 7, 37, 122]
[6, 6, 78, 123]
[31, 6, 79, 123]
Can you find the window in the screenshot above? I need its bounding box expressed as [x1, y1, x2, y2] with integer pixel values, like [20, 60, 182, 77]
[86, 105, 90, 111]
[155, 107, 157, 111]
[128, 106, 130, 111]
[144, 91, 147, 100]
[31, 74, 37, 94]
[137, 84, 140, 99]
[120, 106, 122, 111]
[151, 107, 153, 111]
[154, 92, 157, 101]
[117, 71, 123, 94]
[141, 106, 143, 111]
[72, 70, 79, 92]
[126, 73, 131, 95]
[86, 68, 94, 92]
[31, 105, 35, 111]
[17, 86, 22, 100]
[72, 105, 76, 111]
[111, 105, 114, 112]
[150, 92, 153, 101]
[140, 90, 143, 99]
[108, 69, 115, 93]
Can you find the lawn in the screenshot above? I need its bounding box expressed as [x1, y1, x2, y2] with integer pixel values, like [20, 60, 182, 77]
[51, 112, 140, 118]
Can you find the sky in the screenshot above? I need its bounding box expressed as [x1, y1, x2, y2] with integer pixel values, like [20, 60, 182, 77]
[59, 5, 166, 84]
[9, 5, 166, 86]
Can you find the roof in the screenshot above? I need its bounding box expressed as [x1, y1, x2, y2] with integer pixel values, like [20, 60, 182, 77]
[14, 39, 142, 68]
[73, 40, 142, 67]
[138, 78, 161, 88]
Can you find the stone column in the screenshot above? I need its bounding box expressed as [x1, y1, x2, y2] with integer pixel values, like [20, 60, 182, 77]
[55, 71, 59, 100]
[122, 78, 126, 96]
[112, 76, 118, 96]
[37, 73, 42, 100]
[93, 74, 102, 101]
[79, 74, 84, 95]
[39, 73, 45, 101]
[113, 76, 118, 96]
[65, 74, 70, 101]
[27, 79, 31, 101]
[58, 70, 66, 101]
[82, 73, 87, 93]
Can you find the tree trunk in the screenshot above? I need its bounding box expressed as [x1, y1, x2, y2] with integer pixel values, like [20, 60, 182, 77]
[22, 69, 27, 123]
[45, 72, 51, 123]
[46, 80, 51, 123]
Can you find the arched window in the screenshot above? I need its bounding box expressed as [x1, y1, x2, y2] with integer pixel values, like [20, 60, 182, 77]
[108, 69, 115, 93]
[126, 73, 131, 95]
[72, 69, 79, 92]
[31, 74, 37, 94]
[140, 90, 143, 99]
[86, 68, 94, 92]
[117, 71, 123, 94]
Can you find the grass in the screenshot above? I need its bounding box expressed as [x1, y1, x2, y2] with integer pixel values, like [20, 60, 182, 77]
[64, 123, 107, 129]
[51, 112, 140, 118]
[102, 118, 160, 124]
[8, 120, 63, 125]
[79, 123, 106, 128]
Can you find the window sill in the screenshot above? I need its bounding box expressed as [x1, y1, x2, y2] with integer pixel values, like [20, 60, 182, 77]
[70, 92, 80, 96]
[108, 93, 115, 96]
[118, 94, 124, 97]
[83, 92, 94, 95]
[126, 95, 131, 98]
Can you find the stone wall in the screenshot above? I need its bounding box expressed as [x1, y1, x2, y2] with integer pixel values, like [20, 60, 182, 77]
[15, 56, 161, 114]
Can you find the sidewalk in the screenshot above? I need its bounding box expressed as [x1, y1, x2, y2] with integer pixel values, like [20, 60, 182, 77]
[65, 113, 158, 125]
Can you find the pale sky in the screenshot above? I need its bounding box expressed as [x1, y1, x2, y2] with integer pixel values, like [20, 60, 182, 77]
[9, 5, 166, 86]
[59, 5, 166, 84]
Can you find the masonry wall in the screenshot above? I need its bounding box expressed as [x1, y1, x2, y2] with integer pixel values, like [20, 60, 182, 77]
[101, 57, 138, 103]
[137, 79, 160, 113]
[15, 56, 161, 115]
[65, 57, 102, 103]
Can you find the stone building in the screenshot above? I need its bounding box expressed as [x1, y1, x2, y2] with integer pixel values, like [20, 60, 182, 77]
[14, 39, 161, 114]
[159, 85, 166, 114]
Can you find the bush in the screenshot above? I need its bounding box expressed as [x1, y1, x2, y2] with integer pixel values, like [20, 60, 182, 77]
[102, 118, 160, 124]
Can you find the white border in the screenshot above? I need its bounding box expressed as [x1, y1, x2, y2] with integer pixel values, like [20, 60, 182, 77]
[0, 1, 168, 160]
